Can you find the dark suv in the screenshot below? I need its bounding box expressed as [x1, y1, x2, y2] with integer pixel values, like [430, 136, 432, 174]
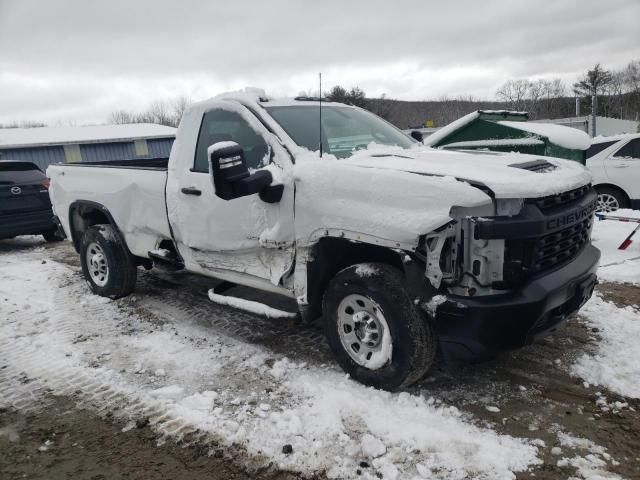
[0, 160, 63, 241]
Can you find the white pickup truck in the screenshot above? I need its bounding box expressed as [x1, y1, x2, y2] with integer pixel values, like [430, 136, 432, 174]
[48, 92, 600, 390]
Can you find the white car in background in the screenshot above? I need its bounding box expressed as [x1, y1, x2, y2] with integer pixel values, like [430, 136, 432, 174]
[587, 133, 640, 212]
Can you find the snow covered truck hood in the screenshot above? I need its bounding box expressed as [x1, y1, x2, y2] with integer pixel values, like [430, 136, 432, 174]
[343, 146, 592, 199]
[292, 147, 591, 249]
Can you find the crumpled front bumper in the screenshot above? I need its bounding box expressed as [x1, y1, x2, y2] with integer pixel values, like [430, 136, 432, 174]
[432, 243, 600, 362]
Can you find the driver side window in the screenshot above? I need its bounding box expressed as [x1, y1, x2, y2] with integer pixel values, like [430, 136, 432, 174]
[613, 138, 640, 160]
[194, 109, 269, 172]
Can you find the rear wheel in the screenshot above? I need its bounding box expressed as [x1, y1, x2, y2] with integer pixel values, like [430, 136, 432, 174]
[80, 224, 137, 298]
[596, 187, 628, 213]
[323, 263, 436, 390]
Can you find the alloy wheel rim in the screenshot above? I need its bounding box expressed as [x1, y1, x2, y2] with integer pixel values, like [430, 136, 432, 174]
[86, 242, 109, 287]
[337, 294, 392, 370]
[596, 193, 619, 213]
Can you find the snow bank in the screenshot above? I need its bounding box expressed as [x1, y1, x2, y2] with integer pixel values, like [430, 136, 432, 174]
[591, 209, 640, 284]
[571, 294, 640, 399]
[498, 121, 591, 150]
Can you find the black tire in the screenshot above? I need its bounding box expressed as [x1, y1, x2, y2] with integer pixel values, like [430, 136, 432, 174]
[42, 229, 64, 242]
[80, 224, 137, 298]
[323, 263, 436, 390]
[595, 186, 628, 213]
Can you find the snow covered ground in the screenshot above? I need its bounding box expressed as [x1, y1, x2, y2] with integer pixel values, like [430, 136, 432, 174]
[0, 243, 539, 479]
[591, 209, 640, 284]
[571, 294, 640, 399]
[1, 233, 638, 479]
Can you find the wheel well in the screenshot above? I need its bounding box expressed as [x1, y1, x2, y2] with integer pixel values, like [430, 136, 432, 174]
[68, 202, 117, 253]
[305, 237, 405, 320]
[594, 183, 631, 204]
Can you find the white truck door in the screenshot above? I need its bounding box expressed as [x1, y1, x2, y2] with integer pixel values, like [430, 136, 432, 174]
[604, 137, 640, 202]
[166, 102, 295, 292]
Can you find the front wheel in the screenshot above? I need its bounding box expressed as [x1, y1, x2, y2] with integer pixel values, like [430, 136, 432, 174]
[323, 263, 436, 390]
[80, 224, 137, 298]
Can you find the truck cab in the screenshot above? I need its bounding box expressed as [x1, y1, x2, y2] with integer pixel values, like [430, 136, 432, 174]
[48, 92, 600, 390]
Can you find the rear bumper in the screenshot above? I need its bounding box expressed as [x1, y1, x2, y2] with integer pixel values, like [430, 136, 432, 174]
[433, 244, 600, 362]
[0, 209, 56, 239]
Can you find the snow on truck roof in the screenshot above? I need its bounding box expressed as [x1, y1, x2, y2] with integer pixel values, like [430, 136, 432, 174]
[0, 123, 177, 149]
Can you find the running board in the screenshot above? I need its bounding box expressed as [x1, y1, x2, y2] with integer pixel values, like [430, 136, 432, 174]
[208, 289, 300, 321]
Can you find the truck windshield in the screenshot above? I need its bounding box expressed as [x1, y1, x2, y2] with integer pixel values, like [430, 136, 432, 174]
[265, 105, 416, 158]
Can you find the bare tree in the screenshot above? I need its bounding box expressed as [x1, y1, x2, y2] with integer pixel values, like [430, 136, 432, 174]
[495, 80, 531, 111]
[108, 110, 134, 125]
[108, 96, 192, 127]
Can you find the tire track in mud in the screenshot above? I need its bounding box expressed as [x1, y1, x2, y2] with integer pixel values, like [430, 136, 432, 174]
[131, 269, 333, 365]
[0, 261, 276, 469]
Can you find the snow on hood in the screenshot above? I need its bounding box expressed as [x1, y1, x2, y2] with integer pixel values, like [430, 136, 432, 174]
[293, 149, 492, 248]
[342, 144, 592, 199]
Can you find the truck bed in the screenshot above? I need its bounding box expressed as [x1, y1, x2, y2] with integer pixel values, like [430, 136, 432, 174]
[47, 160, 172, 258]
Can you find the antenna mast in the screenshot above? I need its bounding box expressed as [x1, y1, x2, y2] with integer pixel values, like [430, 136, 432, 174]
[319, 72, 323, 157]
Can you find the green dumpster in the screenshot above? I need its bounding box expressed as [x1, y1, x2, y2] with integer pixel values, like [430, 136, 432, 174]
[424, 111, 590, 164]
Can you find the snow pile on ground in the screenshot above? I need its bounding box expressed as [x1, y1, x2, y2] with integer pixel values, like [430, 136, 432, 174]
[571, 294, 640, 399]
[0, 250, 542, 480]
[554, 431, 622, 480]
[591, 209, 640, 284]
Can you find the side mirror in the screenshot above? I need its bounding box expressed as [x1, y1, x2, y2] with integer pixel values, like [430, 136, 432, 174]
[410, 130, 424, 143]
[208, 141, 283, 203]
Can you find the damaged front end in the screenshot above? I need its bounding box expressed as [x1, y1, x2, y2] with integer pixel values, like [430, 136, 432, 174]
[416, 184, 600, 362]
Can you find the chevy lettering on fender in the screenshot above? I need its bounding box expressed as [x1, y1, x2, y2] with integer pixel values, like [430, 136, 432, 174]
[47, 92, 601, 391]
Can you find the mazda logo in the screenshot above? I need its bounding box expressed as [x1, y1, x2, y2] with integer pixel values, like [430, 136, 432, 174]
[10, 186, 22, 195]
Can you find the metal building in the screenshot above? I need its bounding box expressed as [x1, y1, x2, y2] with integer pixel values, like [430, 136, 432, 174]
[0, 124, 176, 171]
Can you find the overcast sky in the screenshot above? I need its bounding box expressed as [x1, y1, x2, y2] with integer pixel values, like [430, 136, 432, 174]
[1, 0, 639, 125]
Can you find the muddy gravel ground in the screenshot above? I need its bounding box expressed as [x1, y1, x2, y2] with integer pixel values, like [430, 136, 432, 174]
[1, 238, 639, 479]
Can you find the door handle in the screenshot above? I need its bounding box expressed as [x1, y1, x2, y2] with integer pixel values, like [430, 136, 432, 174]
[611, 163, 629, 169]
[181, 187, 202, 196]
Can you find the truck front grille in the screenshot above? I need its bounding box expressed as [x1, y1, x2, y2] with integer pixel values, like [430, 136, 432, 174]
[503, 216, 593, 285]
[531, 184, 592, 213]
[532, 217, 592, 272]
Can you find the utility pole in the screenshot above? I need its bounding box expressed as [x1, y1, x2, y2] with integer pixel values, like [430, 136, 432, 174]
[591, 95, 597, 137]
